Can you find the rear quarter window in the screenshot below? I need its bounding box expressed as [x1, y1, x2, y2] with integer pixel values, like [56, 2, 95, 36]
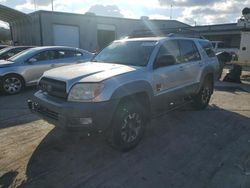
[199, 41, 215, 57]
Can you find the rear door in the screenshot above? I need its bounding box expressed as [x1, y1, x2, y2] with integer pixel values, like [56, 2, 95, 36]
[198, 40, 219, 77]
[177, 39, 202, 93]
[52, 49, 91, 67]
[54, 50, 77, 66]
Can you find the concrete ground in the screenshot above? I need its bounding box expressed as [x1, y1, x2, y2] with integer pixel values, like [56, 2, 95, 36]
[0, 80, 250, 188]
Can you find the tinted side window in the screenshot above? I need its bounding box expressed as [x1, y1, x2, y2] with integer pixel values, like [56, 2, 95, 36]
[75, 50, 83, 57]
[57, 50, 83, 59]
[199, 41, 215, 57]
[157, 40, 181, 64]
[32, 50, 57, 61]
[179, 40, 201, 62]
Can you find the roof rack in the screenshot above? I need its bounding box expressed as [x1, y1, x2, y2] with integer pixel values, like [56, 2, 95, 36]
[130, 27, 205, 39]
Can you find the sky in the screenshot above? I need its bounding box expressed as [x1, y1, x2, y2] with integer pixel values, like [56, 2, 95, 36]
[0, 0, 249, 28]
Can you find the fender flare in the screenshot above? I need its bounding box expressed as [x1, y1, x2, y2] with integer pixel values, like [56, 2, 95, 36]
[111, 80, 154, 105]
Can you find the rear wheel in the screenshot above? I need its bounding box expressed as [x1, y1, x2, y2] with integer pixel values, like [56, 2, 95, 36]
[106, 100, 147, 152]
[1, 75, 24, 94]
[192, 78, 213, 110]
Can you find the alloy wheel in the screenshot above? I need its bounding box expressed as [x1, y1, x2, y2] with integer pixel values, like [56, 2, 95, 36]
[201, 86, 211, 104]
[3, 77, 22, 94]
[120, 112, 143, 143]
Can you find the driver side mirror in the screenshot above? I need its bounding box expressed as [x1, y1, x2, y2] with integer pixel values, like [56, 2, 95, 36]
[154, 55, 176, 69]
[27, 58, 37, 64]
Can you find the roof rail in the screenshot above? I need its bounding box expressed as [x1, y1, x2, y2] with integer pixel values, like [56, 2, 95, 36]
[130, 27, 205, 39]
[167, 32, 205, 39]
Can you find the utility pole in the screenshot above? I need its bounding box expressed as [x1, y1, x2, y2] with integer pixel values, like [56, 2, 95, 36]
[170, 4, 173, 20]
[34, 0, 36, 11]
[51, 0, 54, 11]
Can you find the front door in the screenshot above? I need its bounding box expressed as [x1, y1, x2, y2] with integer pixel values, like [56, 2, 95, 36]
[22, 50, 58, 85]
[151, 40, 184, 111]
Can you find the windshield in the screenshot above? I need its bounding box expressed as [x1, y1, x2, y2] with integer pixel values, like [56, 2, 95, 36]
[92, 40, 157, 66]
[0, 47, 12, 55]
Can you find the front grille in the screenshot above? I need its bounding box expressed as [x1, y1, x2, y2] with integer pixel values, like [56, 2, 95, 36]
[36, 104, 59, 120]
[39, 77, 67, 99]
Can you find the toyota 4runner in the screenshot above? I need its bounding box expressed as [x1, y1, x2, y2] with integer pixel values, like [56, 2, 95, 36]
[28, 37, 220, 151]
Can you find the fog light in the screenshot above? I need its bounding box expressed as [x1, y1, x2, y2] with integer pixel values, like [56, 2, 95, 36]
[80, 118, 92, 125]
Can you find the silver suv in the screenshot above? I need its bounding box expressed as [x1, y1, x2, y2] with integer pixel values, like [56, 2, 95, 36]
[28, 37, 219, 151]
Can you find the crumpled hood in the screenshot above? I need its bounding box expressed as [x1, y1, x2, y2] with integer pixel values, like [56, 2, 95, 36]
[0, 60, 15, 68]
[43, 62, 137, 83]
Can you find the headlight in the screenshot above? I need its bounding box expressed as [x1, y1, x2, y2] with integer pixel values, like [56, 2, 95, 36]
[68, 83, 104, 102]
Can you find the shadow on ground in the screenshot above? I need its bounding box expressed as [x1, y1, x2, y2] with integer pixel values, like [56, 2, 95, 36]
[0, 86, 38, 129]
[19, 105, 250, 188]
[0, 170, 18, 188]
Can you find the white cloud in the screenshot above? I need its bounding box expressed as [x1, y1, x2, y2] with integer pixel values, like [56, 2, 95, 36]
[88, 4, 123, 17]
[149, 14, 169, 20]
[3, 0, 249, 25]
[174, 0, 249, 25]
[0, 21, 9, 29]
[15, 0, 52, 12]
[120, 9, 137, 19]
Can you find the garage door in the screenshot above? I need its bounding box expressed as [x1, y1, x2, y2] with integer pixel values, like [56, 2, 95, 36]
[97, 24, 116, 49]
[53, 24, 79, 48]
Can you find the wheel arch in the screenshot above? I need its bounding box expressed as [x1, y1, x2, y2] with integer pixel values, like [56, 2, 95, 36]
[0, 73, 26, 87]
[198, 71, 214, 94]
[110, 81, 153, 117]
[114, 91, 152, 122]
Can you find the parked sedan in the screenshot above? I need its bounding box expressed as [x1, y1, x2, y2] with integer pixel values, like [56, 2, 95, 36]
[0, 46, 34, 60]
[0, 46, 93, 94]
[0, 45, 8, 50]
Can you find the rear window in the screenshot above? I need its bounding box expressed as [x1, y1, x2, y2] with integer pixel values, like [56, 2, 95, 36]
[199, 41, 215, 57]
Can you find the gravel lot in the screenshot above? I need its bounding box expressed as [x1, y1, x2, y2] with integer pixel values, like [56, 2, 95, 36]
[0, 80, 250, 188]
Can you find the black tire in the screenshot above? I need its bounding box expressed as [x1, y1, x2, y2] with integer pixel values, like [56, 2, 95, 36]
[1, 74, 24, 95]
[106, 99, 147, 152]
[192, 78, 213, 110]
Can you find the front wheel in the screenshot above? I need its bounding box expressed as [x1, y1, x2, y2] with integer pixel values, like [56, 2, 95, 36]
[106, 100, 147, 152]
[1, 75, 24, 95]
[192, 78, 213, 110]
